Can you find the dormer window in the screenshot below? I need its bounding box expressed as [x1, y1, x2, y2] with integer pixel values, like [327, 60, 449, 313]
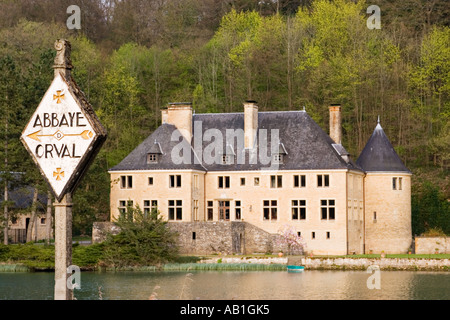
[272, 142, 287, 164]
[147, 140, 163, 164]
[221, 144, 235, 165]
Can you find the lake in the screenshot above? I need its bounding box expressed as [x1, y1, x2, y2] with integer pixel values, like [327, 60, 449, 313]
[0, 270, 448, 300]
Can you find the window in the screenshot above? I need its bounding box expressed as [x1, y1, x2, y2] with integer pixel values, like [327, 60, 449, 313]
[263, 200, 277, 220]
[193, 200, 199, 221]
[143, 200, 158, 216]
[321, 199, 335, 220]
[393, 177, 403, 190]
[119, 200, 133, 218]
[148, 177, 153, 185]
[312, 232, 316, 239]
[218, 176, 230, 189]
[294, 175, 306, 188]
[40, 218, 46, 225]
[168, 200, 182, 220]
[326, 231, 331, 239]
[292, 200, 306, 220]
[270, 175, 282, 188]
[207, 201, 213, 221]
[373, 211, 377, 221]
[120, 175, 133, 189]
[235, 200, 241, 220]
[317, 174, 329, 187]
[254, 177, 260, 186]
[169, 175, 181, 188]
[297, 232, 301, 237]
[192, 232, 196, 240]
[272, 154, 283, 164]
[221, 155, 233, 165]
[219, 201, 230, 220]
[240, 177, 246, 186]
[147, 153, 158, 163]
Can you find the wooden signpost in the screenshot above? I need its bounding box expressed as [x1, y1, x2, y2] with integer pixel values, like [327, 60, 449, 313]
[21, 39, 106, 300]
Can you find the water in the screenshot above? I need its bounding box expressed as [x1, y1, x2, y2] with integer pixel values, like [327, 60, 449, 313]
[0, 270, 448, 300]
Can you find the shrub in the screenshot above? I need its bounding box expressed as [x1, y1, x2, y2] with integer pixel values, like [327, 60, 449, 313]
[101, 206, 179, 267]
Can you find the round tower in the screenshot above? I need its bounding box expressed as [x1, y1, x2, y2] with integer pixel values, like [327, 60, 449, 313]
[357, 119, 412, 254]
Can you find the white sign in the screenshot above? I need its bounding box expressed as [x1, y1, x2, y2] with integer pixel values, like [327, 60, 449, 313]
[21, 73, 103, 201]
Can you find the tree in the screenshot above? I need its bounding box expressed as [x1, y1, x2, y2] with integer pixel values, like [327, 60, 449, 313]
[276, 225, 306, 255]
[102, 206, 179, 267]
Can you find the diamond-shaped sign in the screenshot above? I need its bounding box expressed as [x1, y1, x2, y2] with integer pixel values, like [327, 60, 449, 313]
[21, 72, 106, 201]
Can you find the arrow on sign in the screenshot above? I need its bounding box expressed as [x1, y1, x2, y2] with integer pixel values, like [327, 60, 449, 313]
[27, 130, 94, 142]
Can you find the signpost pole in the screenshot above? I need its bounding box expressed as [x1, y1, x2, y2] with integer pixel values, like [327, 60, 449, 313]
[54, 193, 73, 300]
[20, 38, 106, 301]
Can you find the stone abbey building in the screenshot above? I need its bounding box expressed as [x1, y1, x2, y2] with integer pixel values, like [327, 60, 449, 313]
[108, 102, 412, 255]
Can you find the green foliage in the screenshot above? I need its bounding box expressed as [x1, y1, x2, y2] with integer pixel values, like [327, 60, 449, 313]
[412, 181, 450, 236]
[102, 206, 179, 267]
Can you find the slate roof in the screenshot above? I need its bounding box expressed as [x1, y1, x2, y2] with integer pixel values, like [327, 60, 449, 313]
[110, 110, 362, 172]
[356, 122, 410, 173]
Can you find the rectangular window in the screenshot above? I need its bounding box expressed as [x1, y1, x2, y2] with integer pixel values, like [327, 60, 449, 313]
[147, 153, 158, 163]
[294, 175, 306, 187]
[219, 200, 230, 220]
[292, 200, 306, 220]
[326, 231, 331, 239]
[143, 200, 158, 216]
[263, 200, 277, 220]
[192, 232, 196, 240]
[169, 175, 182, 188]
[235, 200, 241, 220]
[119, 200, 133, 219]
[120, 175, 133, 189]
[312, 232, 315, 239]
[270, 175, 282, 188]
[398, 177, 402, 190]
[148, 177, 153, 185]
[168, 200, 182, 220]
[392, 177, 397, 190]
[317, 174, 329, 187]
[40, 218, 46, 225]
[222, 155, 233, 165]
[207, 201, 213, 221]
[254, 177, 260, 186]
[218, 176, 230, 189]
[373, 211, 377, 221]
[321, 199, 335, 220]
[240, 177, 246, 186]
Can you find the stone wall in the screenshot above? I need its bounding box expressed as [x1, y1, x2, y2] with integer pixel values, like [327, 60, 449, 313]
[415, 237, 448, 254]
[92, 220, 282, 255]
[92, 222, 120, 244]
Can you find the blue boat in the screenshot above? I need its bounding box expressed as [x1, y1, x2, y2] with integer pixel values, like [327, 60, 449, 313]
[287, 265, 304, 272]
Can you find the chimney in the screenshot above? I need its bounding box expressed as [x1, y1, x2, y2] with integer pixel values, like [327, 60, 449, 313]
[329, 104, 342, 144]
[244, 100, 258, 149]
[161, 108, 168, 124]
[166, 102, 192, 142]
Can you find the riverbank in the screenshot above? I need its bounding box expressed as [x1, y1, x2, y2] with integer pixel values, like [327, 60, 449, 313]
[1, 256, 448, 272]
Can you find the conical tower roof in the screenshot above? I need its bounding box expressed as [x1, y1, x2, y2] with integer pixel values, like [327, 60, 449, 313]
[356, 119, 410, 173]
